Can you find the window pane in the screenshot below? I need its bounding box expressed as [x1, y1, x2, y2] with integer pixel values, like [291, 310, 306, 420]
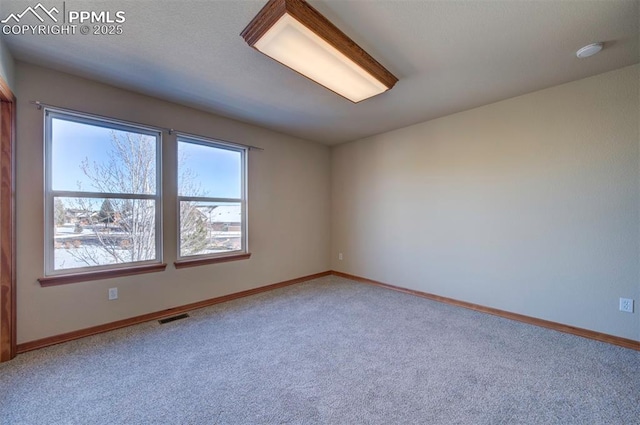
[51, 117, 157, 195]
[178, 141, 242, 198]
[53, 197, 157, 270]
[180, 201, 242, 257]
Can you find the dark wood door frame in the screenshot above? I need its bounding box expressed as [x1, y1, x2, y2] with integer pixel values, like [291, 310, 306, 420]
[0, 75, 16, 362]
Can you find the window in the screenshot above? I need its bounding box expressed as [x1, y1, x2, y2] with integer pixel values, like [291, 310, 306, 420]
[41, 108, 249, 283]
[177, 135, 247, 261]
[44, 109, 162, 276]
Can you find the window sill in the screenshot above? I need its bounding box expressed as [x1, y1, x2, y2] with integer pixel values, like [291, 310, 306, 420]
[174, 253, 251, 269]
[38, 263, 168, 287]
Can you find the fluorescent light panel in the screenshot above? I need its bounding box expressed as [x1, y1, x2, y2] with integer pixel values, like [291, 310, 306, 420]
[241, 0, 398, 103]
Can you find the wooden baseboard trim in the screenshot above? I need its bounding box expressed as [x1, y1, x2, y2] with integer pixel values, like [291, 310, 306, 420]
[17, 270, 638, 354]
[17, 270, 332, 354]
[331, 271, 640, 351]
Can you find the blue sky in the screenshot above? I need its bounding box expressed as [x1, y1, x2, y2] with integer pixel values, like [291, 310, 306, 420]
[178, 141, 241, 199]
[51, 117, 242, 199]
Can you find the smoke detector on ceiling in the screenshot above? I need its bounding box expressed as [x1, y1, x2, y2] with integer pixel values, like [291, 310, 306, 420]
[576, 42, 604, 58]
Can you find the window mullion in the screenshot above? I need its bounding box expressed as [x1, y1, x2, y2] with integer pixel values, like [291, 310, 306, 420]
[177, 196, 241, 203]
[52, 191, 158, 200]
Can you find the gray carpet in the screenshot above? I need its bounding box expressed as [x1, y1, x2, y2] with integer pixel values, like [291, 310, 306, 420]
[1, 275, 639, 424]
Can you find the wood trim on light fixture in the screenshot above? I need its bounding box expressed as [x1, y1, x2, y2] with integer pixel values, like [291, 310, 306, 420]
[241, 0, 398, 98]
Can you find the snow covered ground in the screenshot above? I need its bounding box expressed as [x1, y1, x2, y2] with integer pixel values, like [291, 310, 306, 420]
[53, 224, 241, 270]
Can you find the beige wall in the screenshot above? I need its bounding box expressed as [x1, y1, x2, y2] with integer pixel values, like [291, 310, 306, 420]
[332, 65, 640, 341]
[16, 62, 331, 343]
[13, 60, 640, 344]
[0, 38, 15, 92]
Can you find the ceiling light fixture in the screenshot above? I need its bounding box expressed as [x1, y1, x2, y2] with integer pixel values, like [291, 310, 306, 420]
[241, 0, 398, 103]
[576, 42, 604, 58]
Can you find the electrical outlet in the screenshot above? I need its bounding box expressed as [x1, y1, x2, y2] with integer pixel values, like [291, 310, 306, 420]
[108, 287, 118, 301]
[619, 298, 633, 313]
[338, 252, 343, 261]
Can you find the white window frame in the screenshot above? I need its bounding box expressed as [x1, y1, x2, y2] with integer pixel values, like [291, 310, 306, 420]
[44, 108, 163, 276]
[176, 134, 248, 260]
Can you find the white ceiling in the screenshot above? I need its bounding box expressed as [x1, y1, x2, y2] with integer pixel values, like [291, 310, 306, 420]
[2, 0, 638, 145]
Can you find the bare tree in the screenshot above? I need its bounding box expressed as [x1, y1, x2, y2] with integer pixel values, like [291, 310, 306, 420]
[62, 131, 207, 268]
[180, 205, 208, 255]
[177, 142, 209, 256]
[54, 198, 66, 227]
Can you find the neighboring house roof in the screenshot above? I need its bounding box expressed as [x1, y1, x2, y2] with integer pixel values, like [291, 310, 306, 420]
[196, 205, 241, 223]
